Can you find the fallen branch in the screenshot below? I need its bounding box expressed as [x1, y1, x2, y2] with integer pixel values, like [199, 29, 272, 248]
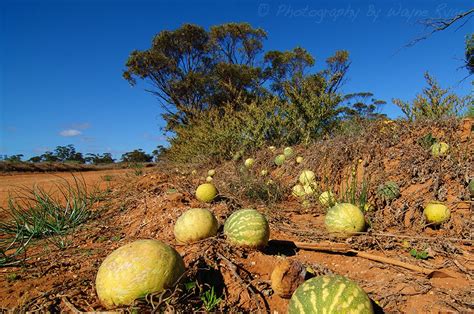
[273, 226, 474, 244]
[271, 240, 453, 277]
[216, 252, 266, 313]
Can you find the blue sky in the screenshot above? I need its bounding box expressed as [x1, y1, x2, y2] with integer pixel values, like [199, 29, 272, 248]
[1, 0, 472, 160]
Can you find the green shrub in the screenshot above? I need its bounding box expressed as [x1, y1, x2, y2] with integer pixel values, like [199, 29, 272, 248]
[166, 97, 287, 162]
[282, 75, 344, 145]
[393, 72, 470, 121]
[166, 78, 346, 162]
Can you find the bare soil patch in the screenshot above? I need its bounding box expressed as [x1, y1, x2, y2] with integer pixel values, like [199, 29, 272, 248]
[0, 169, 132, 210]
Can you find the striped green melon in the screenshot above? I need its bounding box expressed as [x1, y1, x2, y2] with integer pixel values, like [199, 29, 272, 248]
[288, 275, 373, 314]
[275, 154, 286, 166]
[319, 191, 335, 207]
[284, 147, 294, 157]
[292, 184, 307, 198]
[223, 209, 270, 248]
[376, 181, 400, 202]
[299, 170, 315, 185]
[325, 203, 366, 237]
[430, 142, 449, 157]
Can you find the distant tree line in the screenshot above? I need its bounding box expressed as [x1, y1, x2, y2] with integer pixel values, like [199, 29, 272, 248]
[1, 145, 164, 164]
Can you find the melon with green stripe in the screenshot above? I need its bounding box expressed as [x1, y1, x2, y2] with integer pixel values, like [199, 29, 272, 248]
[376, 181, 400, 202]
[224, 209, 270, 248]
[324, 203, 366, 237]
[288, 275, 373, 314]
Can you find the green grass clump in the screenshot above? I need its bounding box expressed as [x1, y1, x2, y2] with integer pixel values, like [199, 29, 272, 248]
[409, 249, 429, 260]
[332, 167, 370, 211]
[0, 175, 98, 256]
[102, 174, 113, 182]
[229, 166, 286, 205]
[0, 235, 32, 267]
[200, 286, 223, 312]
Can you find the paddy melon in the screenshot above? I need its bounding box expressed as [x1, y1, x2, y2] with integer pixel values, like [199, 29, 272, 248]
[174, 208, 218, 243]
[288, 275, 373, 314]
[95, 240, 185, 309]
[224, 209, 270, 248]
[430, 142, 449, 157]
[196, 183, 218, 202]
[423, 201, 450, 225]
[275, 154, 286, 166]
[325, 203, 366, 237]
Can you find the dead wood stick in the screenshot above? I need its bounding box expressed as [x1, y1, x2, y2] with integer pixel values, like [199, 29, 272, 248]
[276, 240, 441, 276]
[276, 225, 474, 244]
[216, 252, 261, 312]
[354, 251, 433, 275]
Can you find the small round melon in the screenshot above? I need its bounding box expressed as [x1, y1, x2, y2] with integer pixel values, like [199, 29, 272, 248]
[377, 181, 400, 202]
[303, 184, 314, 196]
[95, 240, 185, 309]
[244, 158, 255, 168]
[195, 183, 217, 202]
[325, 203, 366, 237]
[284, 147, 294, 157]
[363, 203, 374, 212]
[319, 191, 335, 206]
[206, 176, 213, 182]
[299, 170, 315, 185]
[296, 156, 303, 164]
[224, 209, 270, 248]
[232, 150, 243, 161]
[431, 142, 449, 157]
[275, 154, 286, 166]
[288, 275, 373, 314]
[292, 185, 306, 198]
[174, 208, 218, 243]
[207, 169, 216, 177]
[423, 201, 450, 225]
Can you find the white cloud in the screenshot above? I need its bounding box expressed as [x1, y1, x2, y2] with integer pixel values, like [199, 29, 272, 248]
[59, 129, 82, 137]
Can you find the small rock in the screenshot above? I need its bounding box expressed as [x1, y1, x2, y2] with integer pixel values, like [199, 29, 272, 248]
[271, 258, 306, 299]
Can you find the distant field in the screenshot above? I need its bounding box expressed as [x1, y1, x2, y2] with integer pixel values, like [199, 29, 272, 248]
[0, 161, 156, 173]
[0, 168, 131, 210]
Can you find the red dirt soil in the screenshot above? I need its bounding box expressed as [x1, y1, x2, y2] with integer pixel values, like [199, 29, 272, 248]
[0, 169, 131, 209]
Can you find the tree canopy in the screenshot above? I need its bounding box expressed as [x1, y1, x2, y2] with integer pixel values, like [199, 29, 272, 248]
[123, 22, 351, 134]
[121, 149, 153, 163]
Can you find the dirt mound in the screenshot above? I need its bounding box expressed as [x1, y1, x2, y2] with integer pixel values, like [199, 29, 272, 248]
[1, 119, 472, 312]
